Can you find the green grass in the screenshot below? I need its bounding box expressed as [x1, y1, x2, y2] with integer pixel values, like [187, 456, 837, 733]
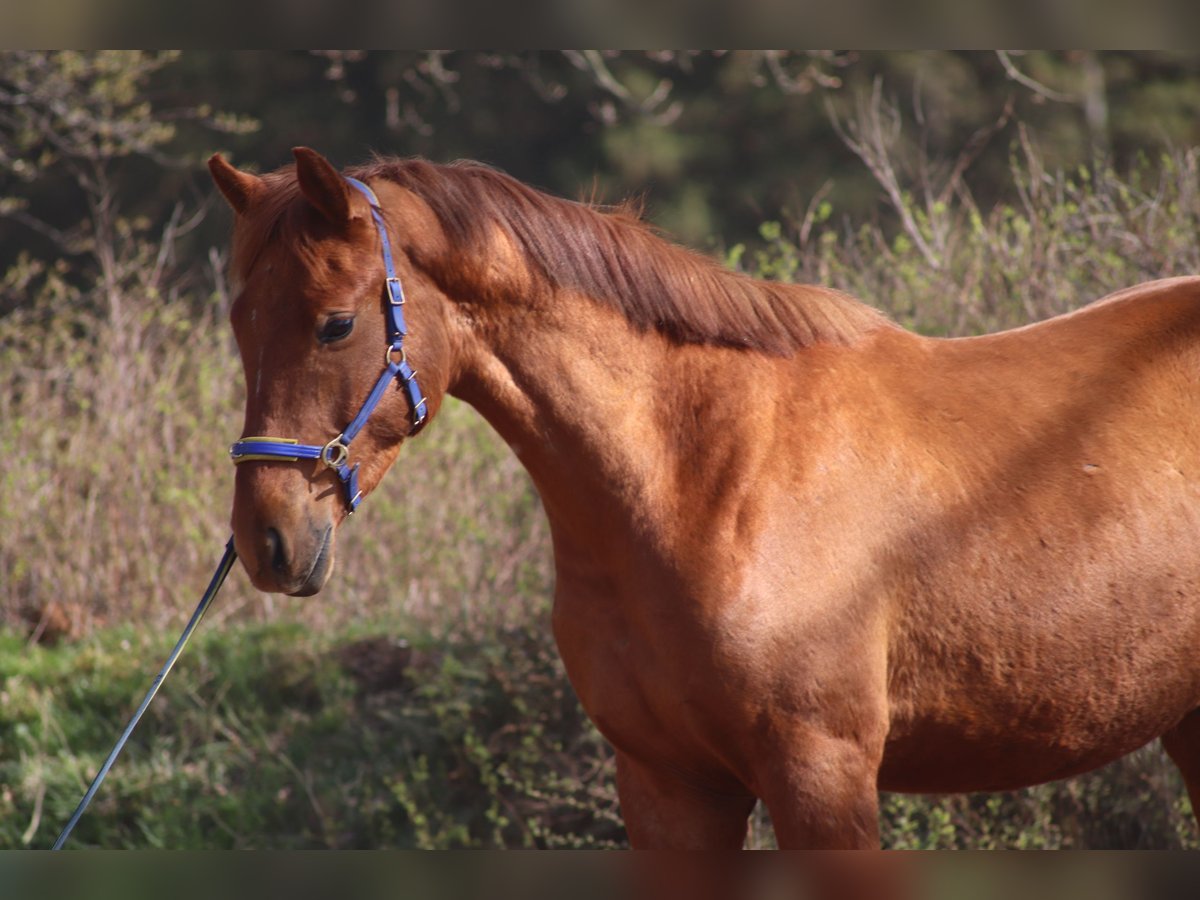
[1, 619, 621, 849]
[6, 617, 1194, 849]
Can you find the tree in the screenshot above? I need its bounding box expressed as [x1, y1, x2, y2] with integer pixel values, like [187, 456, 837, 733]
[0, 50, 255, 320]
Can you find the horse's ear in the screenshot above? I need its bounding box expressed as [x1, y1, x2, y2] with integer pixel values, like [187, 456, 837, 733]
[207, 153, 264, 215]
[293, 146, 353, 225]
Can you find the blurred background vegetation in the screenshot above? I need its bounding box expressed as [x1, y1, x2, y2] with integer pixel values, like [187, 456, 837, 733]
[4, 50, 1200, 848]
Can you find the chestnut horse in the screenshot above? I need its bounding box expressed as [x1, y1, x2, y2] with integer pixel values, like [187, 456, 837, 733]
[210, 147, 1200, 849]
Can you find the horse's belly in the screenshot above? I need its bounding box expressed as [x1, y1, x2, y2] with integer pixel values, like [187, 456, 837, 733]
[877, 504, 1200, 793]
[877, 722, 1156, 794]
[878, 654, 1200, 793]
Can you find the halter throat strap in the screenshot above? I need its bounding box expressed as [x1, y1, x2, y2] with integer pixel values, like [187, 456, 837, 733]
[228, 176, 428, 513]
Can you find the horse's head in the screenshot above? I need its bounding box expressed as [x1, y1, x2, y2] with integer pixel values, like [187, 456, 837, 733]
[210, 148, 454, 595]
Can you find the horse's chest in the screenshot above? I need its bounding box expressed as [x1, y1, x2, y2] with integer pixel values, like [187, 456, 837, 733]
[553, 594, 684, 726]
[550, 583, 749, 775]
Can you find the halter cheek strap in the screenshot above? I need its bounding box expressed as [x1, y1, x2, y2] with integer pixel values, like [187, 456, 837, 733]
[228, 176, 428, 514]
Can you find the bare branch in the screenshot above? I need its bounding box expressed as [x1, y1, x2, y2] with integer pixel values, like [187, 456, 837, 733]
[827, 80, 944, 271]
[563, 50, 632, 101]
[995, 51, 1078, 104]
[149, 202, 184, 292]
[0, 207, 83, 253]
[797, 180, 834, 248]
[934, 97, 1014, 209]
[561, 50, 680, 122]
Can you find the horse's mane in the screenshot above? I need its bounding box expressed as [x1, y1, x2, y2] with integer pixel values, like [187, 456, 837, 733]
[352, 158, 896, 355]
[243, 156, 893, 356]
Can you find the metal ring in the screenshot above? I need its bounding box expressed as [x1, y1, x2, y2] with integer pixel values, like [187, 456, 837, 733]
[386, 345, 407, 367]
[320, 436, 349, 469]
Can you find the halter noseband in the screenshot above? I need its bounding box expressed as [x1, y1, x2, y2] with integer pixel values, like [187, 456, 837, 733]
[228, 176, 428, 513]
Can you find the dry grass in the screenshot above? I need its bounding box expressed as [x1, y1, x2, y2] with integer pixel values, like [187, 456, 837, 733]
[0, 295, 553, 642]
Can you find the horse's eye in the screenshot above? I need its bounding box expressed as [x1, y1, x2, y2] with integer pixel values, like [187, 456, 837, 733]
[318, 316, 355, 344]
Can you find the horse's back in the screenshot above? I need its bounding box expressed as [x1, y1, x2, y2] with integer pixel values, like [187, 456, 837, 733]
[895, 276, 1200, 466]
[951, 273, 1200, 362]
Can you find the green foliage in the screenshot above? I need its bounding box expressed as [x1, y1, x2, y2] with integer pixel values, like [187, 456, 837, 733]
[1, 51, 180, 175]
[0, 51, 256, 317]
[1, 621, 620, 849]
[740, 143, 1200, 340]
[879, 759, 1199, 850]
[9, 51, 1200, 253]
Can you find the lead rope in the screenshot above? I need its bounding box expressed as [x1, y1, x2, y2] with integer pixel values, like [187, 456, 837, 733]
[52, 538, 238, 849]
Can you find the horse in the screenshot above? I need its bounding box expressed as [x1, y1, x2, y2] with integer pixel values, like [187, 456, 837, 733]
[209, 146, 1200, 849]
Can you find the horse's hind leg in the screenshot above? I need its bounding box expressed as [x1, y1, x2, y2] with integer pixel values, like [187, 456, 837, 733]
[1161, 709, 1200, 828]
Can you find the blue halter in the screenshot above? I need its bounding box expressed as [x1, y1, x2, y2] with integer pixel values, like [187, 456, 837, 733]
[229, 176, 428, 513]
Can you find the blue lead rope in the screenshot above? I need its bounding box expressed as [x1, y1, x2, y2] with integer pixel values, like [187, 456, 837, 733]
[52, 538, 239, 849]
[229, 176, 428, 514]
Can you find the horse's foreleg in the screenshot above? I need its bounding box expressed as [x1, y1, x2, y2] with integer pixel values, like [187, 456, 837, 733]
[1162, 709, 1200, 829]
[757, 732, 883, 849]
[614, 751, 757, 849]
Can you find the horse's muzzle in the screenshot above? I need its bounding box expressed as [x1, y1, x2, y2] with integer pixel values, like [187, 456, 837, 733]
[235, 516, 335, 596]
[288, 524, 334, 596]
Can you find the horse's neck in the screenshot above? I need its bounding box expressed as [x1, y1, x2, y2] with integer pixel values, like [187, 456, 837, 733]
[451, 291, 709, 564]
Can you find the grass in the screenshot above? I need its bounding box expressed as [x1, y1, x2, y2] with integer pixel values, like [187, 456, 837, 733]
[2, 619, 621, 849]
[5, 136, 1200, 848]
[5, 618, 1194, 849]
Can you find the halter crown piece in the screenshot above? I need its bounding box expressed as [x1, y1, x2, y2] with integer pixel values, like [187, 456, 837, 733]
[228, 177, 428, 513]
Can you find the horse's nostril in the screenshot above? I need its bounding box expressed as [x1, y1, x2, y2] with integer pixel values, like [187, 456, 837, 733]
[265, 527, 287, 574]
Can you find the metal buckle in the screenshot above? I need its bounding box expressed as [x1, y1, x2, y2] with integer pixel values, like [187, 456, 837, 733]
[386, 277, 405, 305]
[320, 435, 349, 469]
